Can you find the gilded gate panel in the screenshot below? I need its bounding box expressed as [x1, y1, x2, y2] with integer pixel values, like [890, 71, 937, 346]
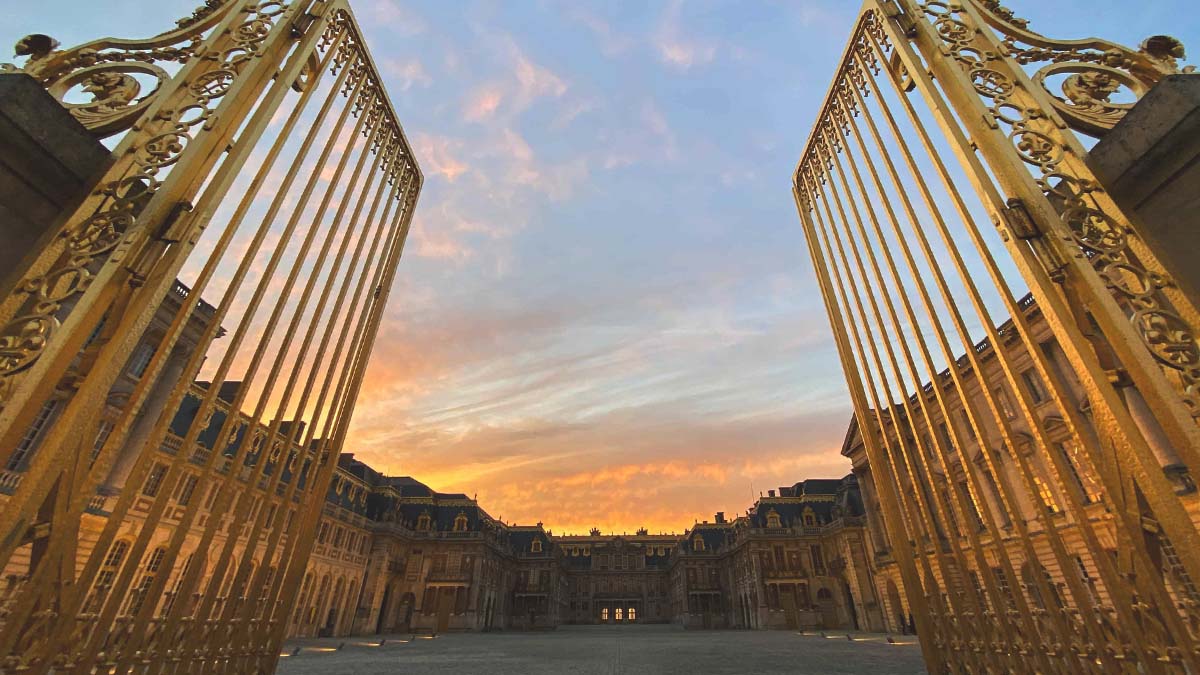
[795, 1, 1199, 671]
[0, 1, 422, 673]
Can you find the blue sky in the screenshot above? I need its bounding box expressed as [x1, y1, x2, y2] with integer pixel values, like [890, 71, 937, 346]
[7, 0, 1196, 533]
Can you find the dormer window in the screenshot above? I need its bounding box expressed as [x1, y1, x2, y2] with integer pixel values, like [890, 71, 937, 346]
[766, 509, 782, 529]
[453, 512, 468, 532]
[416, 512, 432, 531]
[531, 539, 543, 553]
[802, 507, 817, 528]
[693, 535, 706, 551]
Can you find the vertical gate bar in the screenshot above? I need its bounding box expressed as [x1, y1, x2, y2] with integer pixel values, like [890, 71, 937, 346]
[0, 0, 266, 577]
[123, 81, 379, 674]
[195, 102, 392, 660]
[805, 163, 969, 668]
[181, 93, 387, 655]
[817, 120, 1017, 669]
[859, 23, 1193, 668]
[71, 46, 368, 675]
[839, 36, 1126, 671]
[841, 42, 1125, 670]
[225, 145, 407, 674]
[261, 155, 420, 675]
[36, 21, 352, 674]
[890, 0, 1200, 610]
[0, 3, 321, 670]
[831, 66, 1068, 671]
[135, 87, 390, 675]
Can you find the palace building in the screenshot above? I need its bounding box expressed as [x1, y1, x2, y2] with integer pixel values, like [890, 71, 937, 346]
[1, 280, 892, 639]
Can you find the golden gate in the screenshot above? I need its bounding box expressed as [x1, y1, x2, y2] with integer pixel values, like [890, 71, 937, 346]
[0, 1, 420, 672]
[795, 1, 1199, 671]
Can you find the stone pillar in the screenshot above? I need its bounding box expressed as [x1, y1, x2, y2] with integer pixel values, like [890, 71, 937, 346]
[0, 73, 108, 295]
[100, 344, 191, 495]
[1088, 74, 1200, 301]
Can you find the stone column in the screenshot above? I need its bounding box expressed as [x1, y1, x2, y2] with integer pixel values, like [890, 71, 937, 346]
[100, 343, 191, 495]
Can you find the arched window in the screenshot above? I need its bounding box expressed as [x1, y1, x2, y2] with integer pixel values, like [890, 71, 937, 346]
[615, 607, 624, 621]
[766, 509, 782, 529]
[531, 538, 543, 553]
[816, 587, 833, 601]
[601, 607, 608, 621]
[628, 607, 637, 621]
[693, 535, 706, 551]
[416, 511, 432, 531]
[453, 512, 469, 531]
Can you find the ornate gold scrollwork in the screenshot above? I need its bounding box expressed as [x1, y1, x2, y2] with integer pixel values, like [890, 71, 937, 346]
[916, 0, 1200, 418]
[973, 0, 1194, 138]
[1, 1, 240, 139]
[0, 2, 295, 407]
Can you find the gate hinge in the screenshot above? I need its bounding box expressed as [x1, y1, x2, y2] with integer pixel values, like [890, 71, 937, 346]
[291, 12, 318, 39]
[880, 0, 916, 37]
[1000, 198, 1040, 240]
[157, 200, 194, 243]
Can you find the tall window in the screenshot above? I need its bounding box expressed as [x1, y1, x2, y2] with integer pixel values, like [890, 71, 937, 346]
[416, 512, 432, 530]
[693, 535, 706, 551]
[993, 387, 1016, 419]
[615, 607, 624, 621]
[127, 343, 157, 379]
[175, 473, 199, 506]
[1057, 440, 1101, 504]
[601, 607, 608, 621]
[90, 420, 115, 465]
[628, 607, 636, 621]
[1021, 369, 1047, 404]
[142, 463, 168, 497]
[87, 540, 130, 612]
[453, 512, 468, 531]
[810, 545, 825, 575]
[531, 538, 543, 553]
[8, 400, 58, 471]
[126, 547, 167, 616]
[936, 422, 956, 455]
[1033, 474, 1059, 514]
[958, 408, 977, 442]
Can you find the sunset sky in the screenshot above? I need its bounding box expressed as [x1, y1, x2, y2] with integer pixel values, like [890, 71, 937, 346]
[9, 0, 1196, 534]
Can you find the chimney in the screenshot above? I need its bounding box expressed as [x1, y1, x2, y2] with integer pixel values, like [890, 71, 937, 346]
[768, 489, 776, 498]
[715, 512, 726, 523]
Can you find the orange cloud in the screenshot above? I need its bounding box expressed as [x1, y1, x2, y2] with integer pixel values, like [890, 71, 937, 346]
[413, 134, 469, 182]
[463, 86, 504, 122]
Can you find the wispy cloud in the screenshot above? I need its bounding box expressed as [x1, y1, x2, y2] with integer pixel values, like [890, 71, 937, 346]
[364, 0, 427, 36]
[463, 85, 504, 122]
[654, 0, 717, 70]
[413, 134, 469, 182]
[381, 57, 432, 91]
[566, 6, 634, 57]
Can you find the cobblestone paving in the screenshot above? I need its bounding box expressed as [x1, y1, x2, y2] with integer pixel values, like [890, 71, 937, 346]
[276, 626, 926, 674]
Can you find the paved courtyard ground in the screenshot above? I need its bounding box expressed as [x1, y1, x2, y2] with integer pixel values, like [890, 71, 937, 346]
[276, 625, 926, 674]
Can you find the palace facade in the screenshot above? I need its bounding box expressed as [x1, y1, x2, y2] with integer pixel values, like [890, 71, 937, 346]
[2, 280, 895, 639]
[288, 463, 886, 635]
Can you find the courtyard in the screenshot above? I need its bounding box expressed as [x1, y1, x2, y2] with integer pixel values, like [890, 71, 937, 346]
[276, 625, 926, 674]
